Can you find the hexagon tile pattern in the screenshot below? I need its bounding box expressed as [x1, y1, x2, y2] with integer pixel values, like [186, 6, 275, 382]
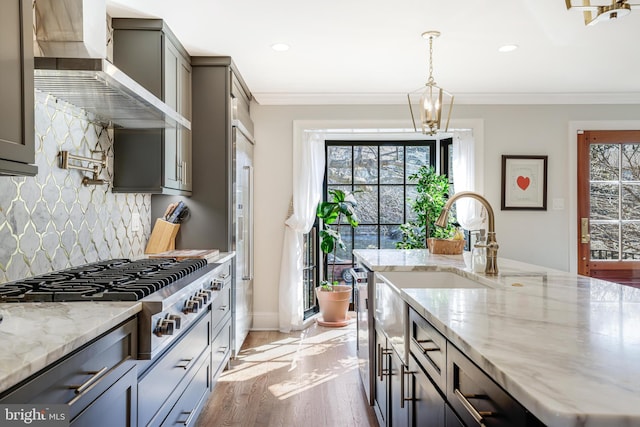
[0, 91, 152, 284]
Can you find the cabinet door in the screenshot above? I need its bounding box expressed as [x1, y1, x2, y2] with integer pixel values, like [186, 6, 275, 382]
[390, 350, 409, 427]
[177, 56, 192, 191]
[70, 366, 137, 427]
[0, 0, 35, 175]
[163, 39, 181, 190]
[211, 318, 231, 382]
[408, 354, 445, 427]
[112, 22, 191, 195]
[445, 404, 465, 427]
[374, 329, 389, 425]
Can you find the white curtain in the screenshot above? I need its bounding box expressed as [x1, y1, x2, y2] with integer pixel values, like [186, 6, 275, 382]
[452, 130, 484, 230]
[278, 131, 326, 332]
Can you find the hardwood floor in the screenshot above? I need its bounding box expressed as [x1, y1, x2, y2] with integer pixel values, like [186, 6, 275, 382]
[197, 319, 379, 427]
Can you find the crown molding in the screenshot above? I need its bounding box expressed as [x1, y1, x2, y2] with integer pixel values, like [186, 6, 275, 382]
[253, 92, 640, 106]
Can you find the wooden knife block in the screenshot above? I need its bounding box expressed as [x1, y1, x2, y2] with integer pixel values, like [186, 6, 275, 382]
[145, 219, 180, 254]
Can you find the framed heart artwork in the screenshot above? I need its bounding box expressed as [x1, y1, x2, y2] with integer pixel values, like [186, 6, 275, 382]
[501, 155, 548, 210]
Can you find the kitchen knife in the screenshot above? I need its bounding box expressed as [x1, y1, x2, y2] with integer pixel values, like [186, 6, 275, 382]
[167, 202, 186, 223]
[164, 202, 178, 221]
[176, 206, 190, 223]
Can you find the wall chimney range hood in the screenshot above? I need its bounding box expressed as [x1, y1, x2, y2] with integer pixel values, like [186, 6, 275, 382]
[33, 0, 190, 130]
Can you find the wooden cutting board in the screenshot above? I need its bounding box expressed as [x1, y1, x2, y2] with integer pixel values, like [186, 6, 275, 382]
[148, 249, 220, 262]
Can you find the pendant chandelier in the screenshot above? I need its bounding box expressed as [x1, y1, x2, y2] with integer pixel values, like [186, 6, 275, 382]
[407, 31, 454, 135]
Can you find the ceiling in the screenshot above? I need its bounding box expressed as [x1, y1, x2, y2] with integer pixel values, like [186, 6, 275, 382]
[106, 0, 640, 105]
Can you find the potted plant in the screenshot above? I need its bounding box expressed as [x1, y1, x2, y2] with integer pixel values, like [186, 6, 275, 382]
[396, 165, 457, 249]
[315, 189, 359, 326]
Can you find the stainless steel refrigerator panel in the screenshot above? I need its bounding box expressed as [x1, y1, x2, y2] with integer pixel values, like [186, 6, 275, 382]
[232, 126, 254, 356]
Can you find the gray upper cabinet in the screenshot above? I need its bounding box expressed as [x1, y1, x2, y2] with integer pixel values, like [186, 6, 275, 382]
[0, 0, 37, 177]
[111, 19, 191, 195]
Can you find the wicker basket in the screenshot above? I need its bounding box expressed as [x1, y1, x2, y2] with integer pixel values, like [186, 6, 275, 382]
[427, 238, 465, 255]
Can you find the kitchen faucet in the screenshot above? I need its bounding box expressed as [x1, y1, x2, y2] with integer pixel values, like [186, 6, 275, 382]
[435, 191, 499, 275]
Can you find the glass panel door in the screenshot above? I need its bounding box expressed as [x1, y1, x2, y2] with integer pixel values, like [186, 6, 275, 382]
[577, 131, 640, 285]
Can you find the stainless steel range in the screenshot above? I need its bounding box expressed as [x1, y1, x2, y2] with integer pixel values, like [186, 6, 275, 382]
[0, 258, 230, 359]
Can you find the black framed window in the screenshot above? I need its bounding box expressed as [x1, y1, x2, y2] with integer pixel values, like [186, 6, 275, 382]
[302, 225, 319, 318]
[322, 139, 451, 286]
[303, 137, 452, 316]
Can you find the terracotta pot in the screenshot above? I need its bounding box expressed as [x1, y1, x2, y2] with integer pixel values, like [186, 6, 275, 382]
[316, 285, 352, 327]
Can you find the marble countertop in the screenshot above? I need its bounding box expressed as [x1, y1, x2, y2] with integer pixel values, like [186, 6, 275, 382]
[0, 302, 141, 393]
[354, 249, 640, 427]
[209, 252, 235, 265]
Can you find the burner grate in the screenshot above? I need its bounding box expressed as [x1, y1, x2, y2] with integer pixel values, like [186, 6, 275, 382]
[0, 258, 209, 302]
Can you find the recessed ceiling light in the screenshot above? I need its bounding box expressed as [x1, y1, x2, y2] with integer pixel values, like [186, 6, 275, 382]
[271, 43, 290, 52]
[498, 44, 519, 53]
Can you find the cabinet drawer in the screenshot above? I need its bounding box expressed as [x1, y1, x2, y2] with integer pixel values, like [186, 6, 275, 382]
[409, 307, 447, 393]
[138, 312, 210, 426]
[161, 352, 210, 426]
[447, 343, 531, 427]
[210, 285, 231, 331]
[70, 365, 137, 427]
[1, 318, 136, 420]
[211, 319, 231, 380]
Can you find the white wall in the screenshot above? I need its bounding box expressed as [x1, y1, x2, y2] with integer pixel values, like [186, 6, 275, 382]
[251, 102, 640, 330]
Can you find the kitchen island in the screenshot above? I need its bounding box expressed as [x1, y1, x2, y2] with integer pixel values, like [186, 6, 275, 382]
[354, 249, 640, 427]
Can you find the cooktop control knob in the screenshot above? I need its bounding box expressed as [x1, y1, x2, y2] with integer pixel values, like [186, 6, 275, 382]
[183, 299, 199, 314]
[212, 279, 224, 291]
[154, 318, 175, 336]
[192, 295, 205, 309]
[197, 290, 211, 304]
[167, 314, 182, 329]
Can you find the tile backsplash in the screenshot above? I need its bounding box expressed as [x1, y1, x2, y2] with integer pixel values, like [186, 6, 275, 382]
[0, 91, 151, 284]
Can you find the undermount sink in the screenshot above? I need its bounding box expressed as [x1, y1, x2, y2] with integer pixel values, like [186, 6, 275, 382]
[377, 271, 492, 289]
[373, 270, 491, 366]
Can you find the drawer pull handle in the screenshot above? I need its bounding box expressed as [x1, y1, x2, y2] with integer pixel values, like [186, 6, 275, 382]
[380, 349, 392, 377]
[400, 364, 415, 409]
[415, 338, 440, 353]
[179, 410, 196, 426]
[218, 305, 228, 311]
[175, 358, 194, 370]
[377, 344, 392, 379]
[69, 366, 109, 395]
[377, 344, 383, 380]
[454, 389, 494, 424]
[218, 346, 228, 353]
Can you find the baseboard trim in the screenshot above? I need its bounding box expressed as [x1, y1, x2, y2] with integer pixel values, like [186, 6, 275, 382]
[251, 311, 279, 330]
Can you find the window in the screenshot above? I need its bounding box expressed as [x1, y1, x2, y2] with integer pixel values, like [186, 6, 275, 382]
[321, 138, 452, 288]
[302, 226, 319, 318]
[302, 137, 452, 317]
